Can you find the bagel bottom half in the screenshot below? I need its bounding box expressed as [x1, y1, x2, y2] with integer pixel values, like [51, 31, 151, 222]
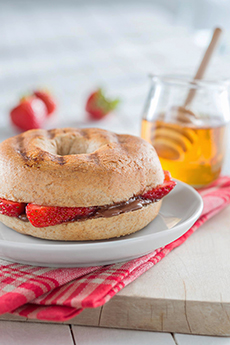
[0, 201, 162, 241]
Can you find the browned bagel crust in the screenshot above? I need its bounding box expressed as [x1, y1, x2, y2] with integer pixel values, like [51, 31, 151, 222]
[0, 128, 164, 207]
[0, 201, 162, 241]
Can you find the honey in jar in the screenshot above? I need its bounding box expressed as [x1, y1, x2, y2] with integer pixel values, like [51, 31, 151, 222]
[141, 118, 228, 187]
[141, 75, 230, 187]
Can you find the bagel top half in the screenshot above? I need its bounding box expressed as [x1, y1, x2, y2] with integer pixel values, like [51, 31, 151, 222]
[0, 128, 164, 207]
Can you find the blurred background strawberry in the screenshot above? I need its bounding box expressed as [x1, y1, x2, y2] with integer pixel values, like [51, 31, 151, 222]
[85, 89, 120, 120]
[10, 90, 56, 131]
[34, 90, 56, 116]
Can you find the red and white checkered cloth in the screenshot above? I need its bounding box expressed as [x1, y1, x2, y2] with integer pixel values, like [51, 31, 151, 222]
[0, 176, 230, 322]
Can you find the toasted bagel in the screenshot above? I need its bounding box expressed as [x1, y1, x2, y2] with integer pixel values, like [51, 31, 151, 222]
[0, 128, 166, 240]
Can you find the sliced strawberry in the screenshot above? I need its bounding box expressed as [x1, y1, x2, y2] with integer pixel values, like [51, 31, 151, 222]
[163, 170, 172, 182]
[142, 170, 176, 201]
[86, 89, 120, 120]
[26, 204, 96, 228]
[0, 199, 26, 217]
[142, 181, 176, 201]
[34, 90, 56, 116]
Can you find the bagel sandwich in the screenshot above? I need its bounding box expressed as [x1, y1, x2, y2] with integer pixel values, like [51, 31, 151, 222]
[0, 128, 176, 240]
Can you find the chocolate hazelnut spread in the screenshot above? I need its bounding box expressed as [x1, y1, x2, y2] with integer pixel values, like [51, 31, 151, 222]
[17, 197, 154, 224]
[94, 198, 152, 218]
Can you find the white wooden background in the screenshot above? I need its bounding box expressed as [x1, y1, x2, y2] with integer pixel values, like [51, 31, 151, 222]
[1, 0, 230, 343]
[2, 321, 230, 344]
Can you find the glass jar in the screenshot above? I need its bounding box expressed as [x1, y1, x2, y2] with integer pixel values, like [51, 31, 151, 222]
[141, 75, 230, 188]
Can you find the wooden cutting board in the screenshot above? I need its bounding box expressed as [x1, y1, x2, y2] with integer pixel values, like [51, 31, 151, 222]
[1, 205, 230, 336]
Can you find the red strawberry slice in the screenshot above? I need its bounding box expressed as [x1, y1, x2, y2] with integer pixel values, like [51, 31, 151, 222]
[34, 90, 56, 116]
[0, 199, 26, 217]
[142, 170, 176, 201]
[163, 170, 172, 182]
[26, 204, 96, 228]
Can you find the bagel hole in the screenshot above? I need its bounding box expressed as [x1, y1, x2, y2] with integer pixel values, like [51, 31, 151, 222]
[55, 136, 101, 156]
[35, 134, 103, 156]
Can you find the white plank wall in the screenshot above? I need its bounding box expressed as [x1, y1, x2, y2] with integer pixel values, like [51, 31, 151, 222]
[2, 322, 230, 344]
[175, 334, 230, 345]
[72, 326, 175, 345]
[0, 322, 73, 345]
[0, 321, 177, 345]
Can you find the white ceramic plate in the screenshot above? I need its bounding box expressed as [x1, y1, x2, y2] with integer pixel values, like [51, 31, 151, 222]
[0, 181, 203, 267]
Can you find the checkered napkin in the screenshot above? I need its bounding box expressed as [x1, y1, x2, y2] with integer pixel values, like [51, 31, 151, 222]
[0, 177, 230, 322]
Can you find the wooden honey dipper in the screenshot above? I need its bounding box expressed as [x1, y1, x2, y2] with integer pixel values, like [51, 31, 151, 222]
[152, 28, 222, 160]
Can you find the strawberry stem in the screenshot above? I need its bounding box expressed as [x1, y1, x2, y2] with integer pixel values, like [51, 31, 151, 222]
[96, 89, 120, 112]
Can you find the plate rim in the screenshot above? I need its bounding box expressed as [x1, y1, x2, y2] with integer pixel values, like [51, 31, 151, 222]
[0, 180, 203, 251]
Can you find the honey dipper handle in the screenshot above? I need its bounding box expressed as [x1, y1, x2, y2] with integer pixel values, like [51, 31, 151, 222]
[184, 27, 222, 108]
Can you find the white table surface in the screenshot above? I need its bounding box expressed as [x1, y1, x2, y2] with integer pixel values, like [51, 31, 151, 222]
[0, 0, 230, 343]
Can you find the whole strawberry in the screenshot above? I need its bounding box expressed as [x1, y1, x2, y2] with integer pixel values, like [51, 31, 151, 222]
[86, 89, 120, 120]
[34, 90, 56, 116]
[10, 97, 47, 131]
